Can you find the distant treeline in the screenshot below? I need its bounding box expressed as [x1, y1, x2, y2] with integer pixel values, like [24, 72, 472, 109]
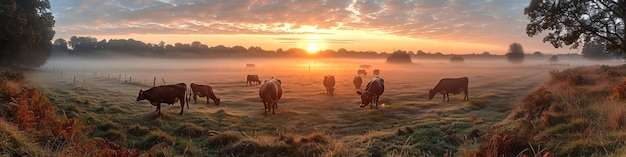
[51, 36, 584, 59]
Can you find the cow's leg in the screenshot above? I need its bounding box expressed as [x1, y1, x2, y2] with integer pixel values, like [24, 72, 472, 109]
[272, 102, 276, 114]
[193, 94, 198, 104]
[206, 97, 210, 104]
[376, 96, 380, 109]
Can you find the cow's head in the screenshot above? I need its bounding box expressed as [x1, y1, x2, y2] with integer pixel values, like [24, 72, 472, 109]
[214, 97, 221, 105]
[428, 88, 435, 100]
[136, 89, 146, 101]
[356, 90, 374, 108]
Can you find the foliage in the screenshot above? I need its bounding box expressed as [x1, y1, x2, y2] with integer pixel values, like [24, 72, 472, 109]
[549, 55, 558, 62]
[525, 0, 625, 56]
[386, 50, 412, 63]
[0, 0, 55, 68]
[549, 69, 589, 86]
[521, 88, 553, 118]
[506, 43, 525, 63]
[450, 56, 464, 63]
[581, 41, 616, 60]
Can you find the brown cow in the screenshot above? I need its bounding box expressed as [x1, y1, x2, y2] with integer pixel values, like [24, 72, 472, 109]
[356, 77, 384, 109]
[428, 77, 469, 101]
[353, 75, 363, 90]
[136, 83, 188, 115]
[247, 75, 261, 86]
[259, 78, 283, 115]
[190, 83, 220, 105]
[323, 75, 335, 96]
[373, 69, 380, 76]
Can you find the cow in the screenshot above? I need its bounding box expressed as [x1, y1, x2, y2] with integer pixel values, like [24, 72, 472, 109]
[373, 69, 380, 76]
[428, 77, 469, 101]
[356, 77, 384, 109]
[353, 75, 363, 90]
[323, 75, 335, 96]
[259, 78, 283, 115]
[190, 83, 221, 105]
[136, 83, 188, 115]
[247, 75, 261, 86]
[357, 69, 367, 76]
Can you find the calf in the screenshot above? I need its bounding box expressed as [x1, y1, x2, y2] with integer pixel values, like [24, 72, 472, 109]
[323, 75, 335, 96]
[247, 75, 261, 86]
[356, 77, 384, 109]
[428, 77, 469, 101]
[190, 83, 220, 105]
[259, 79, 283, 115]
[136, 83, 188, 115]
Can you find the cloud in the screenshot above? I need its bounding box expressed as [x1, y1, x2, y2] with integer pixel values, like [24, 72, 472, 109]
[50, 0, 538, 49]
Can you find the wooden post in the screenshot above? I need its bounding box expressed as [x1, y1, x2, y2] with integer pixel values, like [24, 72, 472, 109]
[162, 78, 165, 85]
[73, 76, 76, 83]
[153, 77, 156, 86]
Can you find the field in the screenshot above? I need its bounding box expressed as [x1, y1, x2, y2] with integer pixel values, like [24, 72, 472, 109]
[22, 56, 623, 156]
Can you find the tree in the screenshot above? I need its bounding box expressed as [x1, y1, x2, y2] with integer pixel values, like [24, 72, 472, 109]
[0, 0, 55, 68]
[525, 0, 625, 57]
[386, 50, 412, 64]
[506, 43, 525, 63]
[52, 38, 68, 52]
[581, 41, 615, 60]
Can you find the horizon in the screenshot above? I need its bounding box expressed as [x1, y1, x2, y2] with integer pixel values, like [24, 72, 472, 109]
[50, 0, 580, 55]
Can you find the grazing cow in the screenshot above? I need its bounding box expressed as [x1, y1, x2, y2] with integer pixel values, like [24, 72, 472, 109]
[247, 75, 261, 86]
[373, 69, 380, 76]
[190, 83, 221, 105]
[259, 79, 283, 115]
[136, 83, 188, 115]
[357, 69, 367, 76]
[323, 75, 335, 96]
[353, 75, 363, 90]
[356, 77, 384, 109]
[428, 77, 469, 101]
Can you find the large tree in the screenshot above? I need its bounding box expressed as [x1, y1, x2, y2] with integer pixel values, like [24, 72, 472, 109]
[525, 0, 625, 57]
[506, 43, 525, 63]
[0, 0, 55, 68]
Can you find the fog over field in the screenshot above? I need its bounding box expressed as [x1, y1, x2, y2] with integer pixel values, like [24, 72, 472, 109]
[24, 56, 624, 156]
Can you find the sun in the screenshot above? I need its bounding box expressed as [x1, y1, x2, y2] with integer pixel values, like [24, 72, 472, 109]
[306, 45, 320, 54]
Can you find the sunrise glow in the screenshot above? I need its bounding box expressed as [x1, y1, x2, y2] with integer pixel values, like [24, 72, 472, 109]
[307, 45, 320, 54]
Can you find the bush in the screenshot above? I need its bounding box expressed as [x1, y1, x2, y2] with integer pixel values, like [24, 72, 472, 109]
[386, 50, 412, 64]
[613, 78, 626, 100]
[450, 56, 464, 63]
[549, 69, 589, 86]
[521, 88, 553, 117]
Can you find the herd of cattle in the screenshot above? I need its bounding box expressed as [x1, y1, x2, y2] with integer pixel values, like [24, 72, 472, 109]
[136, 69, 470, 116]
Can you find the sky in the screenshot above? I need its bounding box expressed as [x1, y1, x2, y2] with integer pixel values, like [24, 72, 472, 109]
[49, 0, 579, 55]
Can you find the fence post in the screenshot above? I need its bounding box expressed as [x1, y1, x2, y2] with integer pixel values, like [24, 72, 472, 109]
[153, 77, 156, 86]
[73, 76, 76, 83]
[162, 78, 165, 85]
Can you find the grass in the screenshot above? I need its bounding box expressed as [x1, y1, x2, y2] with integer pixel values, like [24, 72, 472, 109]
[472, 64, 626, 156]
[8, 60, 626, 156]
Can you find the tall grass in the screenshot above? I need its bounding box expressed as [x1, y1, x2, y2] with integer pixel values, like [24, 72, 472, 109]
[474, 64, 626, 156]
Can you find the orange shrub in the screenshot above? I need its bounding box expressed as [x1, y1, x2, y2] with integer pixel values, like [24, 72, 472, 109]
[612, 77, 626, 100]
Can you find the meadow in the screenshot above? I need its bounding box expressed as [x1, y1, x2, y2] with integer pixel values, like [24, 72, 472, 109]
[20, 56, 623, 156]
